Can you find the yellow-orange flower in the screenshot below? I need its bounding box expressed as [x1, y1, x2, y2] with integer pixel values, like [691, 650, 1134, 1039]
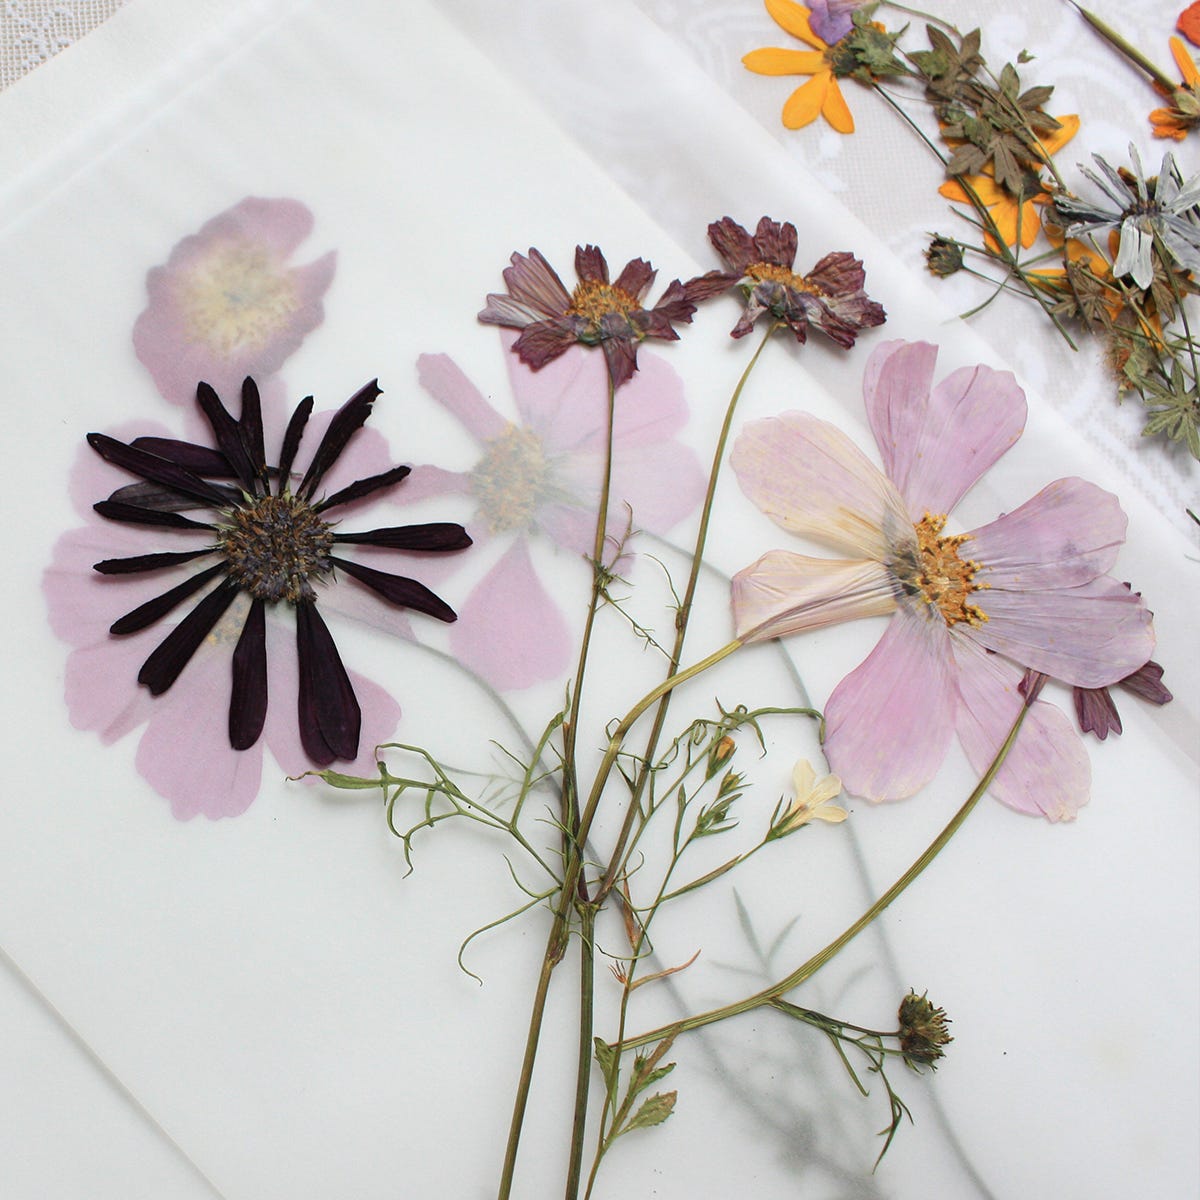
[743, 0, 855, 134]
[938, 116, 1080, 251]
[1149, 37, 1200, 140]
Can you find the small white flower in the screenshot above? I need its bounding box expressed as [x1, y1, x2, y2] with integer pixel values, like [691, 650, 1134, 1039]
[774, 759, 847, 835]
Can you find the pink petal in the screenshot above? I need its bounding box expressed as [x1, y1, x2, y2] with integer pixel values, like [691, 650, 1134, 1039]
[63, 636, 158, 744]
[823, 604, 958, 801]
[731, 552, 897, 642]
[417, 353, 510, 442]
[968, 477, 1127, 589]
[450, 539, 572, 691]
[864, 340, 1026, 520]
[730, 412, 911, 560]
[953, 639, 1090, 821]
[968, 575, 1155, 688]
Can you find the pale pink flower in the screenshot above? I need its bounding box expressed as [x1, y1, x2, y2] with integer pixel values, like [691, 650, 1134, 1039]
[133, 197, 336, 405]
[42, 393, 455, 820]
[409, 335, 707, 691]
[730, 340, 1155, 819]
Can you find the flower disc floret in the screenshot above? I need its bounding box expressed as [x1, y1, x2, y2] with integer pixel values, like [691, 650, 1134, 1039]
[219, 493, 334, 603]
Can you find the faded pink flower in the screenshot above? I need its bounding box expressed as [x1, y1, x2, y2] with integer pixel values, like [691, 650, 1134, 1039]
[410, 334, 707, 691]
[478, 244, 704, 388]
[730, 339, 1155, 819]
[133, 197, 336, 405]
[43, 395, 451, 820]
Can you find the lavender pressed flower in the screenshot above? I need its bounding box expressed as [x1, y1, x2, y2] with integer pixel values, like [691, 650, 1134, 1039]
[1054, 146, 1200, 290]
[693, 216, 886, 346]
[478, 245, 701, 388]
[87, 378, 471, 765]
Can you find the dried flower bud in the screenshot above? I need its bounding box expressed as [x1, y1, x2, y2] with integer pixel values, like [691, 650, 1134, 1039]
[706, 735, 737, 779]
[925, 236, 964, 276]
[898, 990, 953, 1070]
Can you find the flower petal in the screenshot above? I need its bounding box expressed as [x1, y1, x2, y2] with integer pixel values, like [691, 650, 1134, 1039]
[953, 639, 1090, 821]
[708, 217, 757, 273]
[821, 77, 855, 134]
[824, 605, 958, 801]
[864, 340, 1026, 520]
[967, 575, 1155, 688]
[731, 411, 911, 560]
[969, 477, 1127, 589]
[332, 523, 472, 552]
[330, 556, 457, 622]
[138, 577, 241, 695]
[743, 47, 826, 76]
[297, 380, 382, 499]
[732, 552, 896, 641]
[450, 539, 572, 691]
[765, 0, 827, 49]
[782, 73, 832, 129]
[295, 602, 361, 764]
[229, 598, 268, 750]
[110, 564, 227, 635]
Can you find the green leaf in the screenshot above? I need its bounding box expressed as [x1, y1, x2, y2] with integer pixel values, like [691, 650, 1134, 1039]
[624, 1091, 677, 1133]
[311, 769, 385, 790]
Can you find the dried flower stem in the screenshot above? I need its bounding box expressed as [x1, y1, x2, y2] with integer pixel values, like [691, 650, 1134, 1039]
[620, 700, 1030, 1052]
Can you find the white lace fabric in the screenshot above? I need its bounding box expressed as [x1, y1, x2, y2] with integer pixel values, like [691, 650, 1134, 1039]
[1, 0, 126, 90]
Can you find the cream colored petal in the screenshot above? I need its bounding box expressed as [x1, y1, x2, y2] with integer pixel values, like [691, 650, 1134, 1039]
[732, 412, 912, 560]
[732, 552, 898, 643]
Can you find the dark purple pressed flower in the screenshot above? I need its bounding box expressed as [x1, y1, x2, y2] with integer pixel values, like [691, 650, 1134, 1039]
[478, 244, 701, 388]
[87, 378, 471, 766]
[692, 216, 886, 348]
[1073, 659, 1173, 740]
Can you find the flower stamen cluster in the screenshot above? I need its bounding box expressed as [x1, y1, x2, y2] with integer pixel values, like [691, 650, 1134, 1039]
[909, 512, 987, 627]
[219, 493, 334, 603]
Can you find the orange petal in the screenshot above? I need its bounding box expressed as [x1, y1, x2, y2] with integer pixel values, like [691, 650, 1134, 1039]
[1150, 108, 1190, 139]
[938, 179, 969, 203]
[944, 172, 1006, 205]
[1037, 113, 1080, 158]
[781, 72, 831, 128]
[822, 77, 855, 134]
[743, 46, 825, 76]
[1170, 35, 1200, 84]
[765, 0, 826, 50]
[1179, 2, 1200, 47]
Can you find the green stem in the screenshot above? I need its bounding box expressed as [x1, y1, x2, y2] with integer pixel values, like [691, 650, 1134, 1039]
[621, 700, 1030, 1052]
[1065, 1, 1179, 92]
[564, 903, 598, 1200]
[594, 323, 778, 905]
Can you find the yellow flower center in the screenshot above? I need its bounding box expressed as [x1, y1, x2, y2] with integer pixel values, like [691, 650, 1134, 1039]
[566, 280, 642, 324]
[471, 424, 551, 534]
[178, 239, 299, 359]
[911, 513, 987, 626]
[219, 493, 334, 604]
[746, 261, 822, 294]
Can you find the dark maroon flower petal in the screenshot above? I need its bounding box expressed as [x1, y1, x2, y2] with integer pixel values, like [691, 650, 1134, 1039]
[110, 564, 226, 635]
[600, 333, 639, 389]
[649, 278, 698, 328]
[107, 479, 241, 514]
[229, 598, 268, 750]
[806, 249, 867, 294]
[196, 381, 258, 492]
[1073, 685, 1123, 739]
[500, 248, 572, 317]
[330, 556, 457, 621]
[313, 465, 411, 513]
[276, 395, 314, 496]
[93, 547, 218, 575]
[295, 601, 361, 764]
[513, 319, 580, 370]
[87, 432, 233, 509]
[92, 501, 216, 531]
[683, 269, 738, 303]
[613, 258, 656, 301]
[707, 217, 757, 273]
[575, 244, 610, 284]
[239, 377, 270, 491]
[297, 380, 381, 500]
[752, 216, 798, 269]
[332, 523, 472, 551]
[1117, 660, 1173, 705]
[138, 577, 240, 695]
[129, 438, 235, 477]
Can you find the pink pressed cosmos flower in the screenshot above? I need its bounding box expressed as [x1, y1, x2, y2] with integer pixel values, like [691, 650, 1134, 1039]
[408, 334, 707, 691]
[690, 216, 886, 346]
[478, 244, 703, 388]
[730, 339, 1155, 819]
[44, 388, 467, 819]
[133, 197, 336, 405]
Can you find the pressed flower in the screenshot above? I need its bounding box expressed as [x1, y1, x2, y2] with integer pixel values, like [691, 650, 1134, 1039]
[806, 0, 866, 45]
[478, 245, 701, 389]
[770, 759, 847, 836]
[730, 340, 1155, 818]
[897, 991, 952, 1070]
[409, 335, 705, 691]
[84, 378, 470, 768]
[743, 0, 858, 134]
[133, 198, 336, 405]
[924, 236, 965, 276]
[1181, 3, 1200, 46]
[1054, 146, 1200, 290]
[694, 216, 886, 347]
[1149, 37, 1200, 140]
[1074, 659, 1173, 739]
[938, 115, 1080, 251]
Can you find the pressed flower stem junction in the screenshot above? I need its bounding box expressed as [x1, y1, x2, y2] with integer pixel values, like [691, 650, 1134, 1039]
[619, 701, 1031, 1053]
